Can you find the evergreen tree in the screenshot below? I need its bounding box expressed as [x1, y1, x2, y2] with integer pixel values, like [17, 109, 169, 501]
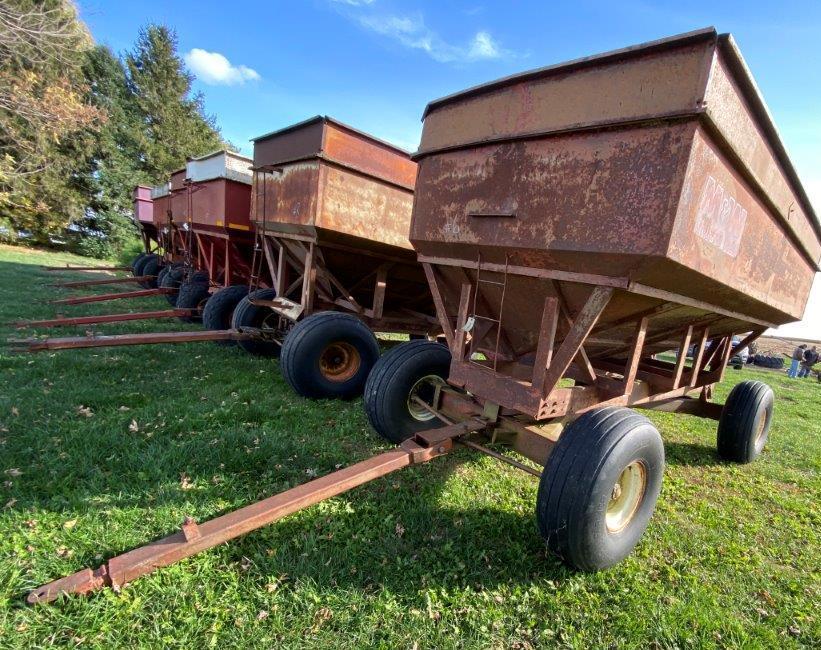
[126, 25, 224, 181]
[68, 46, 144, 258]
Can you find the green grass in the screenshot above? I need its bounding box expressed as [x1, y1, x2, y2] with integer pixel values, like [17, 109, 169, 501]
[0, 244, 819, 648]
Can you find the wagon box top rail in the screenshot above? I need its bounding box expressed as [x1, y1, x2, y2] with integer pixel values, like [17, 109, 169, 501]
[185, 149, 253, 186]
[252, 115, 417, 192]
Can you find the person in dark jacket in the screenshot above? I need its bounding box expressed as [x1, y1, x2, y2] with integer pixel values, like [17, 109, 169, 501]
[788, 344, 806, 378]
[798, 345, 818, 378]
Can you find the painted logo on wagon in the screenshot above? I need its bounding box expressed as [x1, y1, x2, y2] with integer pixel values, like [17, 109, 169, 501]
[693, 175, 748, 258]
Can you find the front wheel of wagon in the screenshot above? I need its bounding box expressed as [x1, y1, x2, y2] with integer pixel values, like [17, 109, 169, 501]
[364, 340, 452, 444]
[536, 407, 664, 572]
[202, 285, 249, 346]
[716, 380, 774, 463]
[134, 254, 160, 288]
[140, 255, 162, 289]
[281, 312, 380, 400]
[175, 281, 211, 323]
[231, 288, 283, 357]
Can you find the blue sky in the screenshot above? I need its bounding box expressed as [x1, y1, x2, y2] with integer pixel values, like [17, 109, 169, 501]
[79, 0, 821, 336]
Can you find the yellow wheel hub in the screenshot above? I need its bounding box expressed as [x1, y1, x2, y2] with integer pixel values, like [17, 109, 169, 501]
[606, 461, 647, 533]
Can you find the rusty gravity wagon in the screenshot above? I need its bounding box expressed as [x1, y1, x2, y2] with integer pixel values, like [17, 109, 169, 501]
[15, 152, 257, 332]
[225, 116, 439, 398]
[15, 118, 440, 401]
[28, 28, 819, 603]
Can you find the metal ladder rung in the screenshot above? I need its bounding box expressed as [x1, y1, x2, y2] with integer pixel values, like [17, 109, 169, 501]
[470, 314, 501, 323]
[477, 278, 506, 287]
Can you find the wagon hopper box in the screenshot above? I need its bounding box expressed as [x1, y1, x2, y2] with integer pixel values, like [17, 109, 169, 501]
[172, 150, 256, 289]
[27, 29, 820, 604]
[229, 116, 440, 398]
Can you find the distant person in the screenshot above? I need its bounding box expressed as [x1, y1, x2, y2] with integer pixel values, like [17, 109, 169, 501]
[799, 345, 818, 379]
[788, 344, 806, 378]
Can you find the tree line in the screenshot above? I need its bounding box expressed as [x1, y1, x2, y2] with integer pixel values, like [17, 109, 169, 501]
[0, 0, 228, 258]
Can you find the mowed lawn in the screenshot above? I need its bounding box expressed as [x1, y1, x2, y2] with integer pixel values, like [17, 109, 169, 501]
[0, 244, 818, 649]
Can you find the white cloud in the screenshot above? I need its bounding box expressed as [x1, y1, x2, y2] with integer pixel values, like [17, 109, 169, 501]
[184, 49, 260, 86]
[354, 12, 512, 63]
[330, 0, 375, 5]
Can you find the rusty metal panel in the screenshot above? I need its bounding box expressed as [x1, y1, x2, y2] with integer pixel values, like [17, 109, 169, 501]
[412, 121, 694, 272]
[251, 162, 321, 232]
[316, 162, 414, 249]
[668, 125, 814, 321]
[170, 169, 187, 191]
[704, 38, 820, 264]
[132, 186, 153, 224]
[151, 194, 170, 227]
[418, 30, 713, 156]
[253, 117, 325, 169]
[322, 120, 416, 190]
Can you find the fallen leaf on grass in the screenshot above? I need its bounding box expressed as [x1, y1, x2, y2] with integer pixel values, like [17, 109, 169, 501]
[4, 468, 22, 477]
[128, 419, 139, 433]
[118, 406, 131, 412]
[179, 473, 194, 490]
[56, 546, 73, 558]
[76, 405, 93, 417]
[256, 610, 269, 621]
[11, 407, 19, 416]
[63, 519, 77, 529]
[4, 498, 16, 509]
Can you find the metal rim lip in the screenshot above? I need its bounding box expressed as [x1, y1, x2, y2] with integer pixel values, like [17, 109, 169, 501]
[407, 374, 445, 421]
[754, 412, 768, 445]
[319, 341, 361, 382]
[606, 460, 647, 533]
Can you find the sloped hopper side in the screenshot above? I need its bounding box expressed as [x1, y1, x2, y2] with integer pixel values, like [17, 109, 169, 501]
[411, 29, 820, 416]
[251, 116, 417, 253]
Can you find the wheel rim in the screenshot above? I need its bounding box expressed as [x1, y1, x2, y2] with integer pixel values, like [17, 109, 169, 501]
[407, 374, 445, 421]
[606, 461, 647, 533]
[319, 342, 361, 382]
[754, 412, 768, 445]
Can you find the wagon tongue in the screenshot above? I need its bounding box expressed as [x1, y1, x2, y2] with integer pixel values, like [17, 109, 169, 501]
[27, 419, 486, 605]
[27, 567, 111, 604]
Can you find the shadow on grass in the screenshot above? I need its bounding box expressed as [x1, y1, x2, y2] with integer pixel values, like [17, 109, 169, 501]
[662, 441, 720, 467]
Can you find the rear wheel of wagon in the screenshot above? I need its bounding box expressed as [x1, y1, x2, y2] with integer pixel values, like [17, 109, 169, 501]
[175, 281, 211, 323]
[716, 380, 773, 463]
[231, 288, 283, 357]
[131, 252, 148, 274]
[160, 264, 187, 306]
[281, 312, 380, 400]
[364, 339, 452, 444]
[536, 407, 664, 571]
[139, 255, 163, 289]
[133, 254, 159, 287]
[202, 285, 249, 346]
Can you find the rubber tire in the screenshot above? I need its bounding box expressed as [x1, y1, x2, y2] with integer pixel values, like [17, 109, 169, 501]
[536, 407, 664, 572]
[131, 252, 148, 275]
[186, 270, 210, 285]
[231, 288, 281, 357]
[175, 281, 211, 323]
[132, 254, 158, 286]
[202, 285, 249, 346]
[364, 339, 452, 444]
[160, 265, 187, 306]
[280, 312, 380, 400]
[716, 380, 774, 463]
[139, 256, 162, 289]
[156, 265, 171, 288]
